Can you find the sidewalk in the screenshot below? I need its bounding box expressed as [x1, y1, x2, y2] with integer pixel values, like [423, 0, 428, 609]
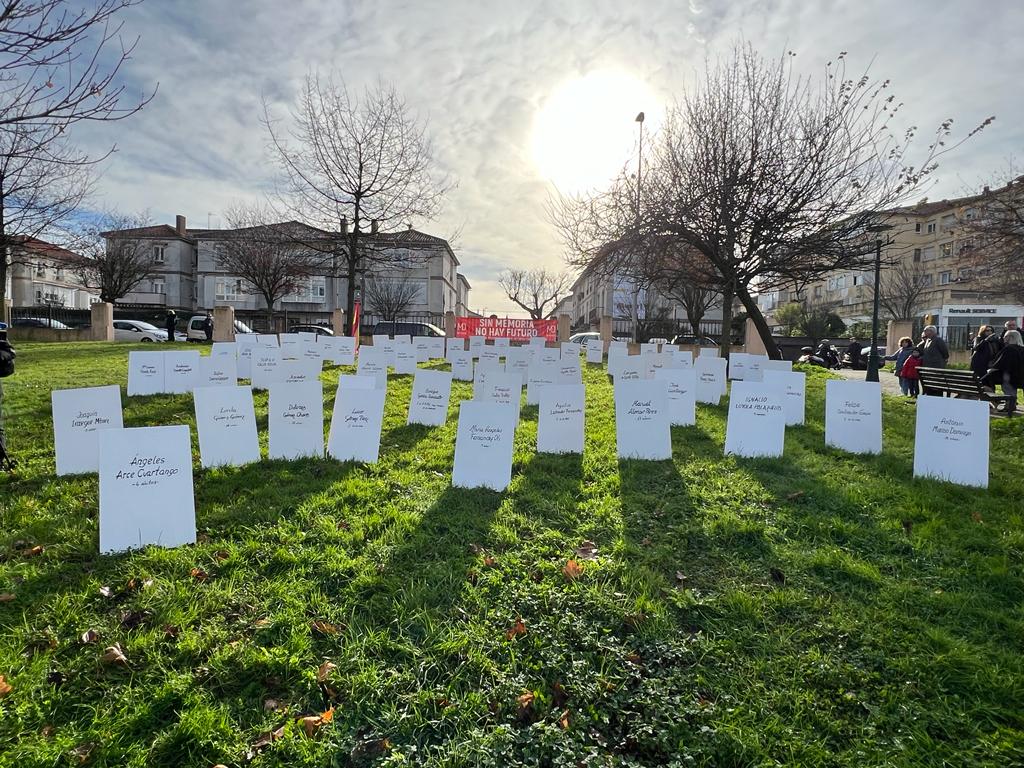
[835, 368, 905, 397]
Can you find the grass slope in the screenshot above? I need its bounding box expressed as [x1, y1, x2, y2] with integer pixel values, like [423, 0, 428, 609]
[0, 342, 1022, 768]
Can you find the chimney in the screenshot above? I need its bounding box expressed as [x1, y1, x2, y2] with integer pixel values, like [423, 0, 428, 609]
[339, 216, 348, 235]
[982, 185, 990, 194]
[370, 219, 379, 235]
[175, 214, 187, 235]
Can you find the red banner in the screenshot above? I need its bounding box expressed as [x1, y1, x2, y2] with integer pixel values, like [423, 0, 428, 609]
[455, 316, 557, 341]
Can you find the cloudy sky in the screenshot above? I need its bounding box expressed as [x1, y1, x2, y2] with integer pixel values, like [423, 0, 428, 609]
[77, 0, 1023, 314]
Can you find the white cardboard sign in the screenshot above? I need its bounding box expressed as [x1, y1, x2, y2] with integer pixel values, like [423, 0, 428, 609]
[614, 357, 654, 384]
[394, 345, 419, 375]
[743, 354, 768, 382]
[445, 337, 466, 358]
[198, 355, 237, 387]
[256, 333, 280, 347]
[452, 400, 517, 491]
[357, 349, 390, 388]
[614, 380, 672, 460]
[762, 370, 806, 426]
[408, 369, 453, 427]
[163, 351, 200, 394]
[250, 347, 283, 390]
[585, 344, 603, 364]
[319, 336, 355, 366]
[724, 381, 786, 457]
[328, 386, 387, 463]
[694, 357, 727, 405]
[536, 347, 561, 366]
[653, 368, 697, 426]
[728, 352, 748, 381]
[425, 337, 445, 359]
[472, 359, 505, 396]
[278, 358, 322, 385]
[449, 349, 473, 381]
[825, 380, 882, 454]
[476, 370, 523, 423]
[913, 395, 990, 488]
[211, 342, 237, 360]
[413, 338, 431, 363]
[493, 337, 511, 351]
[762, 359, 794, 373]
[268, 381, 324, 460]
[127, 351, 165, 396]
[98, 425, 196, 554]
[193, 385, 260, 468]
[52, 385, 123, 475]
[278, 333, 302, 359]
[537, 383, 585, 454]
[529, 336, 548, 349]
[526, 362, 566, 406]
[468, 335, 485, 358]
[337, 374, 379, 393]
[504, 347, 533, 385]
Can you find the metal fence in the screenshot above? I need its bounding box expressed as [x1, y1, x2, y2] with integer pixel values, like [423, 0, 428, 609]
[11, 305, 92, 328]
[608, 318, 730, 344]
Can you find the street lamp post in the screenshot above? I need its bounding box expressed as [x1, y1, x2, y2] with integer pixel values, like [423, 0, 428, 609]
[631, 111, 645, 344]
[865, 224, 893, 383]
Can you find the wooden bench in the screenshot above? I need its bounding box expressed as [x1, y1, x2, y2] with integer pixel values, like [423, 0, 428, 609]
[917, 367, 1013, 414]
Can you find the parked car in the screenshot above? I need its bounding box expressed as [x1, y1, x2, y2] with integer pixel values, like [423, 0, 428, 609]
[289, 324, 334, 337]
[369, 321, 445, 338]
[568, 331, 628, 344]
[185, 315, 255, 341]
[113, 319, 180, 342]
[670, 334, 719, 347]
[11, 317, 72, 330]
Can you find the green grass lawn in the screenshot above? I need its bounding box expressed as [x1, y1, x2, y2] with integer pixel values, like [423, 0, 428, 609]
[1, 342, 1022, 767]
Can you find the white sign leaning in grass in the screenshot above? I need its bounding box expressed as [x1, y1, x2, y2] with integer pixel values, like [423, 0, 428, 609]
[762, 370, 806, 426]
[449, 349, 473, 381]
[198, 355, 237, 387]
[98, 425, 196, 554]
[476, 370, 523, 423]
[614, 379, 672, 460]
[250, 347, 283, 390]
[824, 380, 882, 454]
[357, 349, 390, 388]
[127, 350, 165, 395]
[394, 344, 419, 375]
[452, 400, 518, 491]
[694, 356, 727, 405]
[328, 386, 387, 463]
[724, 380, 786, 458]
[52, 385, 123, 475]
[537, 383, 585, 454]
[585, 343, 603, 365]
[164, 350, 201, 394]
[653, 368, 697, 426]
[408, 370, 453, 427]
[193, 385, 260, 468]
[268, 381, 324, 460]
[913, 395, 990, 488]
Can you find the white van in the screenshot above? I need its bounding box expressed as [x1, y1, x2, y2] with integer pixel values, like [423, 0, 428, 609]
[186, 315, 255, 342]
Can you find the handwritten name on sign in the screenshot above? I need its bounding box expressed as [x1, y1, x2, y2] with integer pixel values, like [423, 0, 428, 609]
[408, 370, 453, 427]
[328, 387, 387, 463]
[268, 381, 324, 460]
[127, 351, 165, 395]
[52, 385, 124, 475]
[724, 381, 786, 458]
[98, 425, 196, 554]
[653, 368, 697, 426]
[614, 380, 671, 460]
[194, 385, 260, 468]
[452, 400, 518, 490]
[825, 380, 882, 454]
[913, 395, 989, 488]
[537, 383, 585, 454]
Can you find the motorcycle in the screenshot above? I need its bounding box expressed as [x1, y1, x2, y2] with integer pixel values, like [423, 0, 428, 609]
[797, 344, 841, 369]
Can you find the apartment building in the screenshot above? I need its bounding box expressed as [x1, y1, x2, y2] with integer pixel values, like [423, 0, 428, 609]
[102, 215, 470, 321]
[759, 189, 1024, 338]
[6, 238, 98, 309]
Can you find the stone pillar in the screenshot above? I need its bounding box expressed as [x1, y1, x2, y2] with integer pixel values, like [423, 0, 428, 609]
[2, 298, 11, 325]
[331, 308, 345, 335]
[744, 318, 767, 356]
[90, 302, 114, 341]
[213, 305, 235, 342]
[887, 319, 913, 351]
[557, 313, 570, 342]
[444, 311, 456, 338]
[599, 315, 612, 351]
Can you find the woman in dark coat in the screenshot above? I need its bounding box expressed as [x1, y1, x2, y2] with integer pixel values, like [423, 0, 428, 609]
[970, 325, 1001, 380]
[982, 330, 1024, 414]
[164, 310, 177, 342]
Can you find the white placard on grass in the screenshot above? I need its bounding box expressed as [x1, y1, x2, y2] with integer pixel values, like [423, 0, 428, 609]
[615, 379, 671, 460]
[724, 381, 786, 458]
[393, 334, 412, 347]
[278, 333, 302, 359]
[607, 348, 628, 379]
[449, 349, 473, 381]
[614, 357, 654, 384]
[641, 342, 660, 355]
[268, 381, 324, 460]
[728, 352, 748, 381]
[52, 385, 123, 475]
[536, 346, 561, 366]
[250, 347, 283, 390]
[452, 400, 517, 491]
[337, 374, 379, 393]
[585, 344, 603, 364]
[164, 351, 201, 394]
[197, 355, 237, 387]
[694, 356, 727, 405]
[537, 383, 585, 454]
[472, 358, 505, 396]
[256, 333, 280, 347]
[372, 334, 394, 355]
[529, 336, 549, 349]
[299, 340, 324, 363]
[394, 344, 419, 375]
[665, 349, 693, 369]
[408, 369, 453, 427]
[825, 380, 882, 455]
[698, 347, 719, 358]
[127, 351, 165, 396]
[469, 335, 485, 358]
[328, 386, 387, 463]
[278, 358, 322, 384]
[476, 370, 523, 422]
[357, 349, 390, 388]
[653, 368, 697, 426]
[504, 347, 533, 385]
[913, 396, 990, 488]
[211, 342, 237, 360]
[762, 370, 806, 426]
[321, 336, 356, 366]
[493, 337, 511, 351]
[478, 347, 501, 365]
[98, 425, 195, 554]
[413, 337, 431, 363]
[445, 337, 466, 358]
[743, 354, 768, 382]
[193, 385, 260, 468]
[425, 337, 445, 359]
[526, 362, 565, 406]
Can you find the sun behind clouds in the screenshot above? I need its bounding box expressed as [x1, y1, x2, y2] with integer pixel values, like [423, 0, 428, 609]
[531, 69, 661, 194]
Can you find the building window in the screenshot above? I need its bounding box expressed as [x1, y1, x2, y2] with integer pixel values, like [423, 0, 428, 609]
[921, 246, 936, 261]
[921, 274, 933, 287]
[152, 279, 165, 294]
[957, 267, 972, 281]
[35, 288, 42, 303]
[216, 278, 241, 301]
[814, 286, 823, 298]
[939, 271, 952, 285]
[940, 242, 953, 258]
[926, 222, 936, 234]
[958, 238, 975, 253]
[915, 222, 921, 233]
[913, 248, 922, 262]
[36, 261, 46, 277]
[153, 244, 166, 263]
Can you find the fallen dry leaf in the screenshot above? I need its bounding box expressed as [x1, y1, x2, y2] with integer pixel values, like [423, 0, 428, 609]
[299, 715, 322, 738]
[551, 682, 568, 708]
[971, 511, 983, 524]
[80, 629, 99, 645]
[254, 617, 272, 628]
[264, 698, 280, 711]
[320, 706, 334, 724]
[482, 555, 497, 568]
[316, 661, 337, 682]
[0, 675, 12, 698]
[562, 559, 583, 580]
[250, 724, 285, 750]
[24, 545, 45, 558]
[575, 540, 599, 560]
[640, 537, 652, 547]
[786, 490, 805, 501]
[69, 741, 95, 764]
[0, 593, 15, 603]
[516, 691, 534, 717]
[505, 617, 527, 640]
[310, 620, 341, 636]
[189, 567, 209, 582]
[100, 644, 128, 667]
[163, 624, 180, 639]
[40, 724, 55, 739]
[558, 708, 571, 730]
[215, 550, 230, 561]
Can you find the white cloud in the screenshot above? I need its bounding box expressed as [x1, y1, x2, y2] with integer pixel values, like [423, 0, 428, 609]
[71, 0, 1024, 314]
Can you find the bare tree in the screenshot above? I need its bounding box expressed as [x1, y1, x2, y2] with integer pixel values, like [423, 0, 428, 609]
[0, 0, 155, 309]
[647, 244, 722, 334]
[364, 275, 422, 322]
[553, 45, 991, 358]
[960, 170, 1024, 303]
[74, 211, 159, 302]
[498, 267, 572, 320]
[215, 203, 327, 330]
[877, 261, 933, 320]
[264, 73, 455, 333]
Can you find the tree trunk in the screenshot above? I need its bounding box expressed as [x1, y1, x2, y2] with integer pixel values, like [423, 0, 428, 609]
[0, 197, 7, 310]
[686, 309, 705, 336]
[345, 257, 357, 336]
[735, 285, 782, 359]
[718, 281, 733, 359]
[263, 294, 275, 334]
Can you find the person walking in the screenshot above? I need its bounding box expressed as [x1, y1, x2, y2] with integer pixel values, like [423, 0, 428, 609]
[900, 348, 923, 398]
[164, 310, 177, 343]
[885, 336, 915, 396]
[982, 330, 1024, 415]
[846, 337, 863, 369]
[917, 325, 949, 396]
[203, 312, 214, 342]
[970, 325, 1001, 381]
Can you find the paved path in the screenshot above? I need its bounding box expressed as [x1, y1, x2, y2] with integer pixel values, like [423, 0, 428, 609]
[835, 367, 905, 397]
